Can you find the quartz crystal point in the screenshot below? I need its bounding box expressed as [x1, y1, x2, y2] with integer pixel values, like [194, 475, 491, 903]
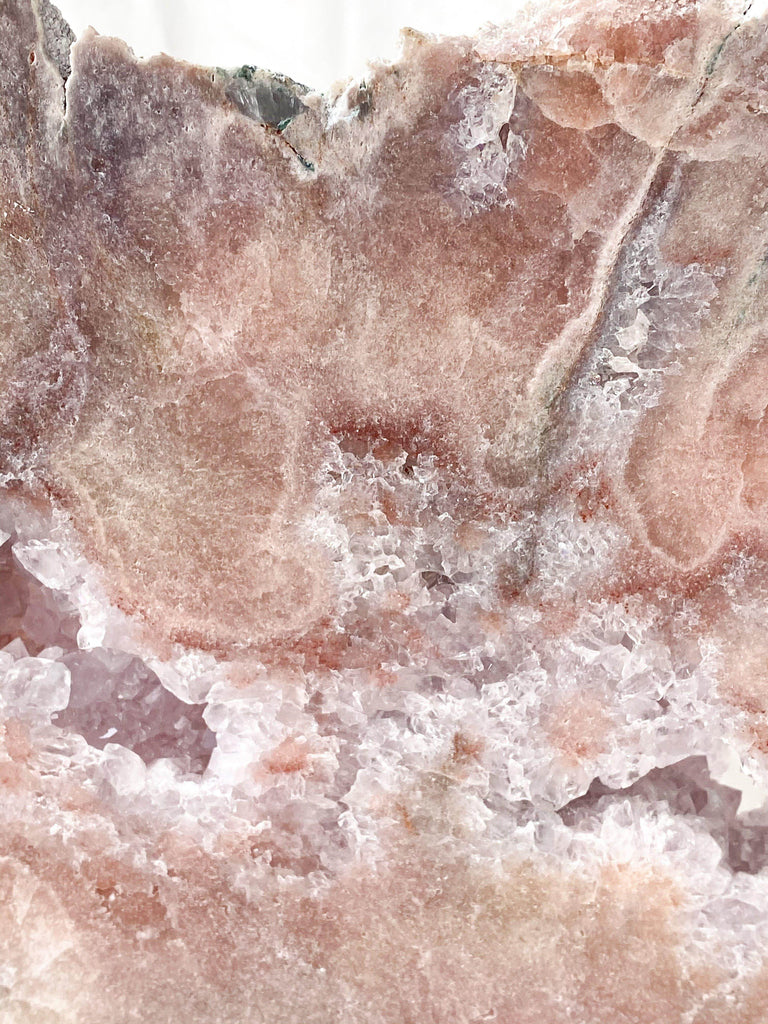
[5, 0, 768, 1019]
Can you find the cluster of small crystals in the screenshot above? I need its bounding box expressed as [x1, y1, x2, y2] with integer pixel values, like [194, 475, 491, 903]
[564, 163, 721, 462]
[4, 418, 768, 987]
[448, 62, 524, 212]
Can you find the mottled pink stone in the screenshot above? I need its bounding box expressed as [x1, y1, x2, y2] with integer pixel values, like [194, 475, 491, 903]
[5, 0, 768, 1020]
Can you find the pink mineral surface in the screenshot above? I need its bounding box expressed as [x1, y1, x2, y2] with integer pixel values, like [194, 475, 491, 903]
[5, 0, 768, 1019]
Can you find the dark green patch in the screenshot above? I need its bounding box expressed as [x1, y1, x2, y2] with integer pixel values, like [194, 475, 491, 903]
[224, 67, 309, 128]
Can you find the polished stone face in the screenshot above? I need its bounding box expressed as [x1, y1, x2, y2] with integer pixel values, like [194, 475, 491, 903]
[5, 0, 768, 1020]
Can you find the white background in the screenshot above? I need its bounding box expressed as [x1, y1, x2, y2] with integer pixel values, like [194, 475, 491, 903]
[54, 0, 527, 89]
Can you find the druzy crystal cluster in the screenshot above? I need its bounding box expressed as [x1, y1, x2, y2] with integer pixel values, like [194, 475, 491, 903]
[3, 0, 768, 1019]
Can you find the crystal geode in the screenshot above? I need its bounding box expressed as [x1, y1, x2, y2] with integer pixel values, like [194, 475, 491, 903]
[4, 0, 768, 1019]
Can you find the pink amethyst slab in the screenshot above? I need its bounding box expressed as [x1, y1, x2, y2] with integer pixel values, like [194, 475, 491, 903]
[4, 0, 768, 1020]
